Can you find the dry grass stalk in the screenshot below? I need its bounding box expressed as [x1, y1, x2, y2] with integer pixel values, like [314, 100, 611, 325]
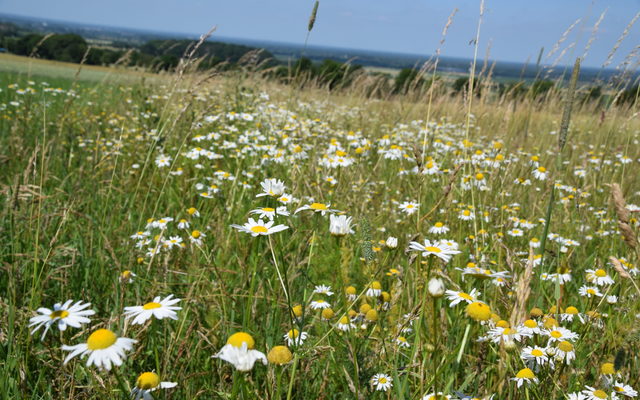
[509, 247, 535, 327]
[611, 183, 638, 249]
[582, 10, 607, 59]
[610, 256, 640, 297]
[546, 18, 581, 61]
[603, 12, 640, 68]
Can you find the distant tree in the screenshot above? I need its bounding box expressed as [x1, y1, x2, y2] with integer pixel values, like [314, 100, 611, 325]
[317, 60, 362, 89]
[394, 68, 424, 94]
[618, 85, 639, 105]
[36, 34, 88, 63]
[7, 33, 44, 56]
[530, 80, 554, 99]
[453, 76, 482, 97]
[499, 80, 527, 100]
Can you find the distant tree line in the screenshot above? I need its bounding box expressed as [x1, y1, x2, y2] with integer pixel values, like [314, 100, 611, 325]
[0, 22, 638, 105]
[0, 25, 275, 71]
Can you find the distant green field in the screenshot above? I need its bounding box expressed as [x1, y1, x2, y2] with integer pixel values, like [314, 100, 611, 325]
[0, 53, 158, 83]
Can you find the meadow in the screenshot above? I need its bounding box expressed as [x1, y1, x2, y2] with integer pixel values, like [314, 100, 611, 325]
[0, 52, 639, 400]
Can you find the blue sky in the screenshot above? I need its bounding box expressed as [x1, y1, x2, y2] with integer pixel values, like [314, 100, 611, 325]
[1, 0, 639, 68]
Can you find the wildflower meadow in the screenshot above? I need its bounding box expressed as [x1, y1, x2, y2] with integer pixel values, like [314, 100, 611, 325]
[1, 43, 639, 399]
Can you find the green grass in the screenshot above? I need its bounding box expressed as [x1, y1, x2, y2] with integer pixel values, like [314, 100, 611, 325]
[0, 55, 639, 400]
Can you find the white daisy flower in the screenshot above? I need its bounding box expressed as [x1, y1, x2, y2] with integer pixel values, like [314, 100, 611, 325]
[336, 316, 356, 332]
[329, 214, 354, 236]
[284, 329, 308, 346]
[256, 178, 286, 197]
[520, 346, 550, 367]
[309, 299, 331, 310]
[612, 381, 637, 398]
[585, 268, 615, 286]
[29, 300, 96, 340]
[213, 332, 267, 371]
[250, 206, 290, 220]
[295, 202, 338, 216]
[428, 222, 449, 234]
[61, 329, 137, 370]
[581, 386, 614, 400]
[398, 201, 420, 215]
[552, 340, 576, 365]
[511, 368, 538, 388]
[313, 285, 334, 296]
[444, 289, 481, 307]
[230, 218, 289, 236]
[544, 327, 579, 343]
[123, 295, 182, 325]
[408, 239, 461, 263]
[578, 285, 603, 298]
[385, 236, 398, 248]
[370, 373, 393, 391]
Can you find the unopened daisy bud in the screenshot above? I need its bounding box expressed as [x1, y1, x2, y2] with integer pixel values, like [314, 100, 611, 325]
[385, 236, 398, 248]
[504, 338, 518, 351]
[267, 345, 293, 365]
[427, 277, 445, 297]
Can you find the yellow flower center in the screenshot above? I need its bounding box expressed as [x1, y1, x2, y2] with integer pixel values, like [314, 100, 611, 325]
[516, 368, 535, 379]
[143, 302, 161, 310]
[192, 230, 201, 238]
[558, 341, 573, 352]
[136, 372, 160, 390]
[378, 377, 387, 384]
[262, 207, 275, 212]
[531, 349, 544, 357]
[459, 292, 473, 301]
[538, 167, 546, 173]
[371, 281, 382, 290]
[595, 269, 607, 277]
[251, 225, 269, 233]
[425, 246, 442, 253]
[550, 330, 562, 339]
[434, 222, 443, 227]
[87, 329, 117, 350]
[288, 329, 300, 339]
[524, 319, 537, 328]
[565, 306, 579, 314]
[593, 390, 608, 399]
[406, 204, 414, 209]
[227, 332, 255, 349]
[310, 203, 328, 210]
[587, 289, 596, 295]
[339, 316, 350, 324]
[50, 310, 69, 319]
